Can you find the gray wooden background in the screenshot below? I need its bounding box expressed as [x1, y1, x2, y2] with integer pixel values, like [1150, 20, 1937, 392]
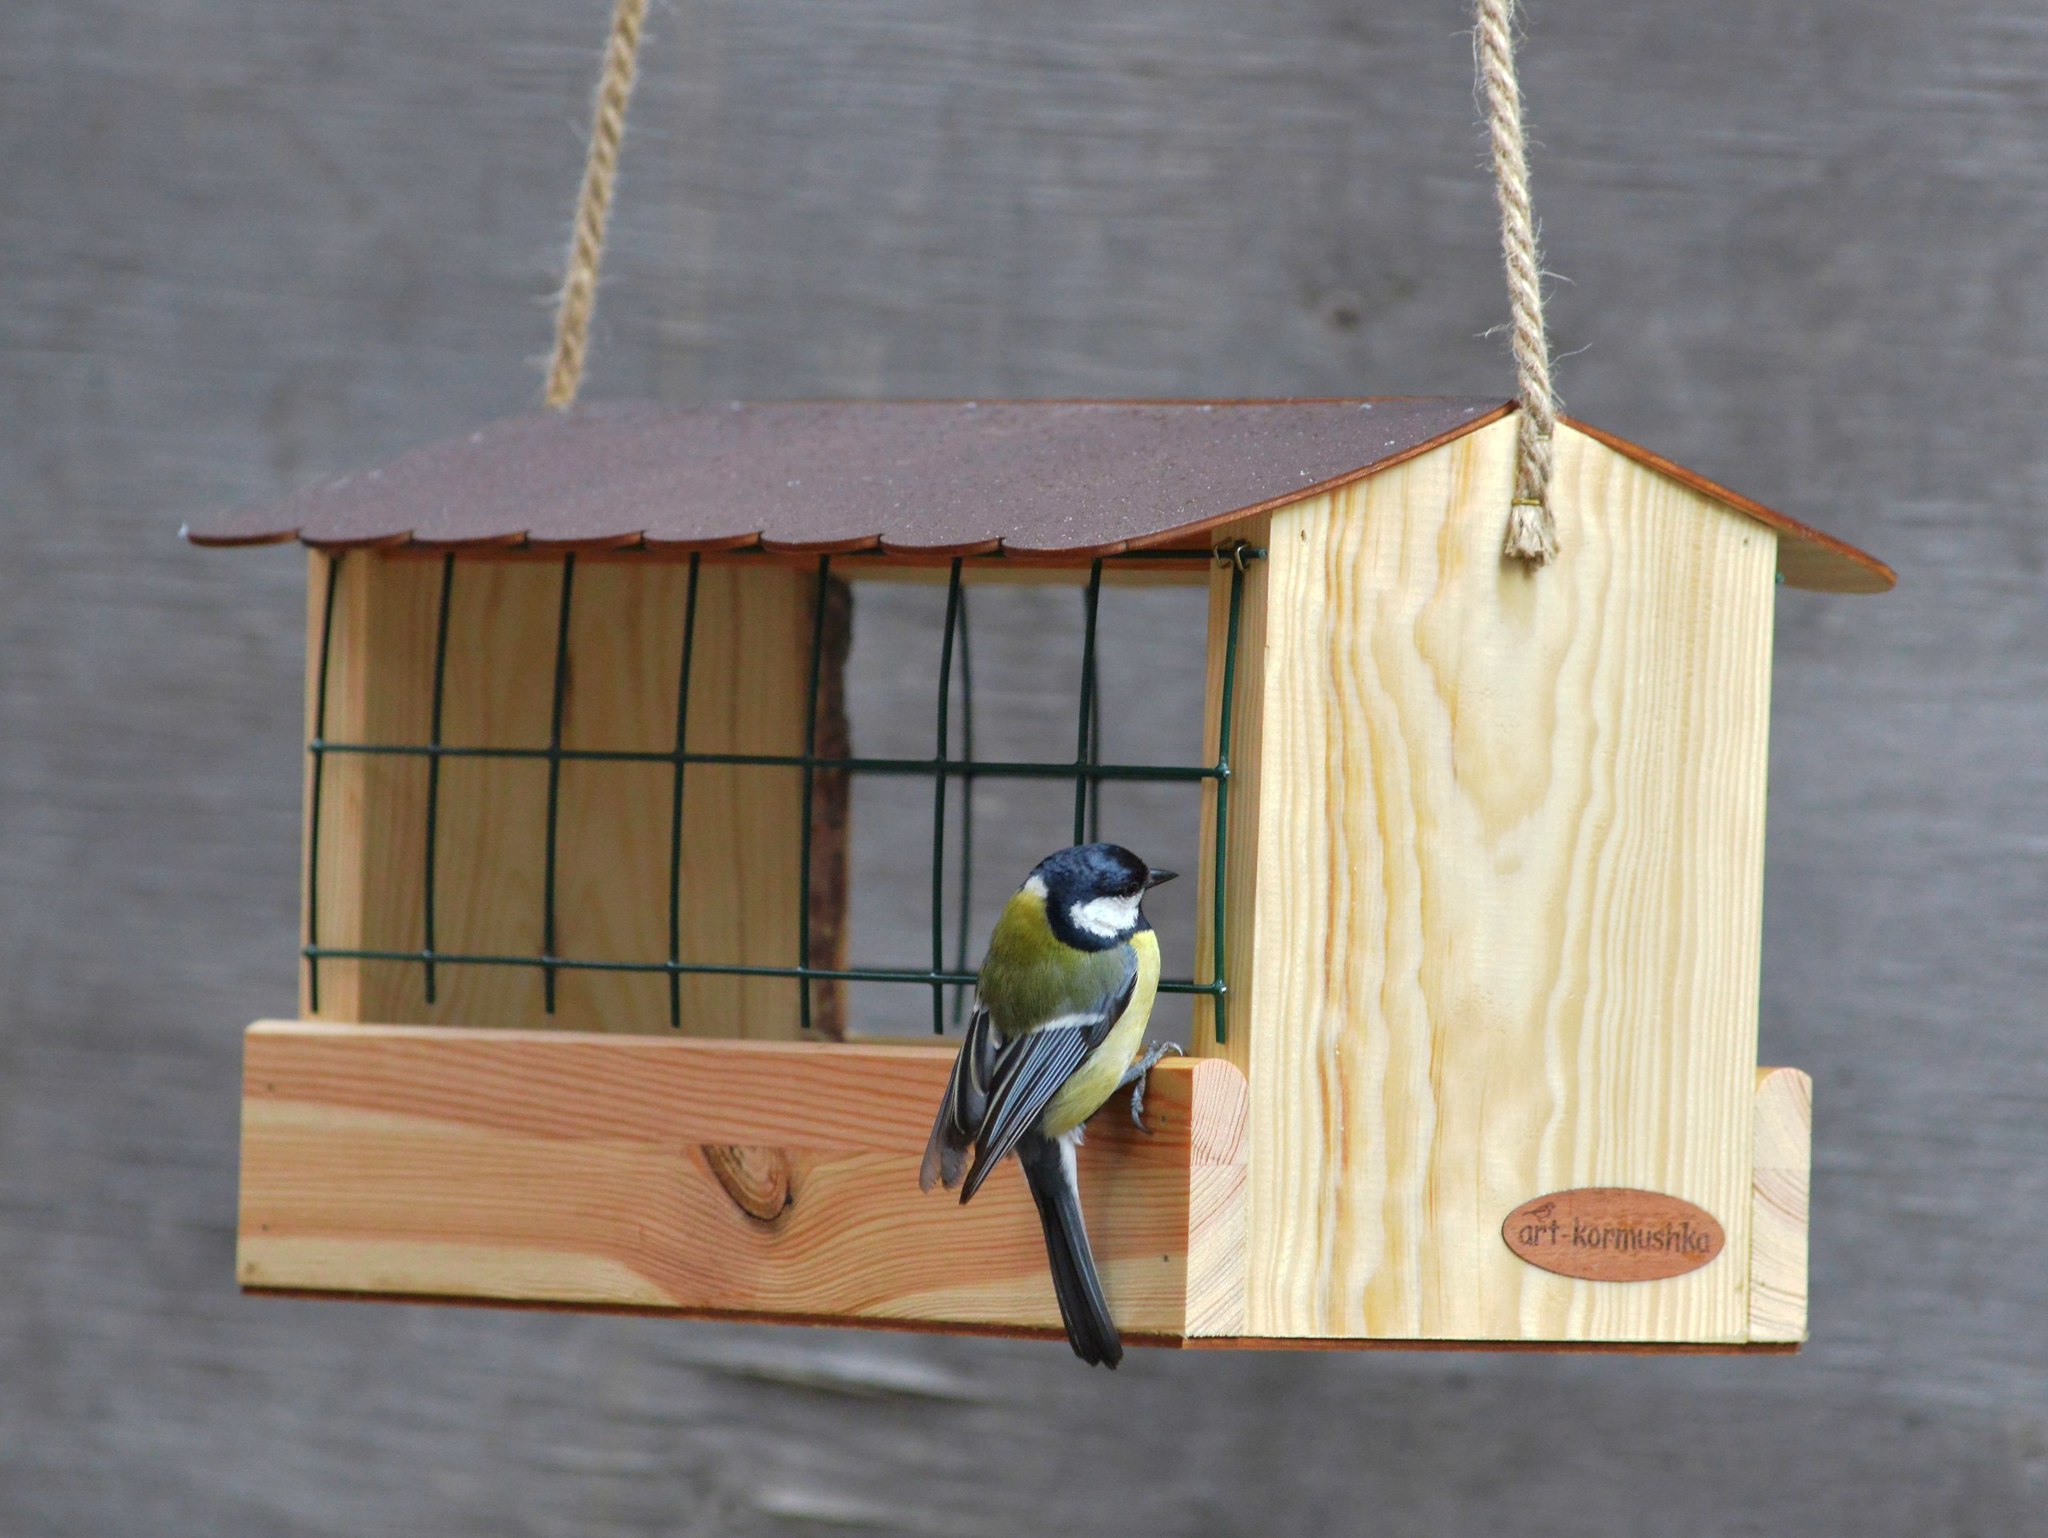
[4, 0, 2045, 1532]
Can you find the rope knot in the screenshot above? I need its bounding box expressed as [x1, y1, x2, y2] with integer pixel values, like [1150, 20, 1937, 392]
[1503, 498, 1558, 566]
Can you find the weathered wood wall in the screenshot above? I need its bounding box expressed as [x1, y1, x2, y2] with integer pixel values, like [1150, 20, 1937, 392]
[2, 0, 2043, 1532]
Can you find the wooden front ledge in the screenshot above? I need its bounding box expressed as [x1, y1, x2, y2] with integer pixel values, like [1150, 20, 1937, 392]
[238, 1022, 1249, 1341]
[237, 1023, 1806, 1352]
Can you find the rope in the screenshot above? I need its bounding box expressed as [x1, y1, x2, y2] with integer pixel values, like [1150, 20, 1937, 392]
[539, 0, 1559, 559]
[1475, 0, 1560, 565]
[545, 0, 651, 410]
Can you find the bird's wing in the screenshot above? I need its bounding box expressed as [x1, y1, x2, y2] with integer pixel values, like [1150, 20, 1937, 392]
[957, 958, 1138, 1204]
[920, 1001, 999, 1192]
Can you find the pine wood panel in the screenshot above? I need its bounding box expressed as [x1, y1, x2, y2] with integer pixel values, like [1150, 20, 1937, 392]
[1231, 418, 1778, 1341]
[302, 551, 443, 1025]
[237, 1022, 1248, 1337]
[1749, 1067, 1813, 1343]
[305, 553, 814, 1036]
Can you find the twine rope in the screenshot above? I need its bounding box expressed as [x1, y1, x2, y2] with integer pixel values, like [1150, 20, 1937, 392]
[542, 0, 1562, 559]
[1476, 0, 1560, 565]
[545, 0, 651, 410]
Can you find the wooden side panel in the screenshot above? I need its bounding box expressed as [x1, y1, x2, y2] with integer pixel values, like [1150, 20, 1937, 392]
[237, 1022, 1248, 1338]
[303, 551, 442, 1025]
[304, 554, 814, 1037]
[1238, 416, 1779, 1341]
[1749, 1067, 1812, 1343]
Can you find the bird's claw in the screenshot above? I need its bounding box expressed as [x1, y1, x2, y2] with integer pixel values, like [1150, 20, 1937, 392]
[1125, 1042, 1184, 1134]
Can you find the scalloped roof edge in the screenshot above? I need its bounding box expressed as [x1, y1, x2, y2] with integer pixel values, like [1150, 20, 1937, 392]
[183, 398, 1893, 594]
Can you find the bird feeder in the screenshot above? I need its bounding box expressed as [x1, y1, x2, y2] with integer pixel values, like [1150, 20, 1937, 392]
[190, 0, 1896, 1353]
[189, 396, 1890, 1350]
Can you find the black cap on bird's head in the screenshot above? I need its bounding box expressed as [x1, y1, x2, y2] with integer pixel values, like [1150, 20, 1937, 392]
[1027, 843, 1176, 950]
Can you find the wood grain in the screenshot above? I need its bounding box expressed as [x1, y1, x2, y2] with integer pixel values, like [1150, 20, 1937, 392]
[1229, 417, 1778, 1341]
[1749, 1067, 1812, 1343]
[305, 553, 817, 1037]
[302, 550, 443, 1026]
[238, 1022, 1248, 1337]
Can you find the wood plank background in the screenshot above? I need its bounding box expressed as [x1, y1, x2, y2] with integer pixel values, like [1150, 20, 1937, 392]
[2, 0, 2043, 1532]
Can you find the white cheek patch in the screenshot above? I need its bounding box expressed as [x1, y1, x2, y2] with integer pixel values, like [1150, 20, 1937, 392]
[1067, 893, 1140, 939]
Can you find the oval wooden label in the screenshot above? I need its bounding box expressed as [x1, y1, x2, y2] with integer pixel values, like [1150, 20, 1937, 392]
[1502, 1188, 1725, 1282]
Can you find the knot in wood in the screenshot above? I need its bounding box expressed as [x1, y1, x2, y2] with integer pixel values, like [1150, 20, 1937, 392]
[700, 1144, 796, 1224]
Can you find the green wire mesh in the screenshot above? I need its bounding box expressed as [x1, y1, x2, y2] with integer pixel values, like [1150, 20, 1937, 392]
[930, 559, 965, 1034]
[540, 553, 577, 1014]
[665, 553, 704, 1028]
[421, 554, 456, 1004]
[302, 546, 1258, 1043]
[302, 554, 343, 1016]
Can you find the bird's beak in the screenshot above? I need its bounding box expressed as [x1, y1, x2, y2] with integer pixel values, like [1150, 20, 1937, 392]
[1145, 868, 1178, 888]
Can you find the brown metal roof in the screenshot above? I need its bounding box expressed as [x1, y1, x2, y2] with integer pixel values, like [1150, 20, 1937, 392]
[183, 398, 1892, 591]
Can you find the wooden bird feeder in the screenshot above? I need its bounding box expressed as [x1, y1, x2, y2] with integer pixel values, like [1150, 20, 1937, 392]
[189, 396, 1891, 1351]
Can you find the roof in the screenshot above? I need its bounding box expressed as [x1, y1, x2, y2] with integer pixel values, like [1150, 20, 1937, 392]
[184, 398, 1893, 593]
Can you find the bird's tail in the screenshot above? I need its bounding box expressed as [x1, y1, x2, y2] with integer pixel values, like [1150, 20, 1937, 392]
[1016, 1131, 1122, 1368]
[920, 1004, 997, 1193]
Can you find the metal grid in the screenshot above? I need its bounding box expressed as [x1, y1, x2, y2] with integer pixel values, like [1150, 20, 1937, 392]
[302, 545, 1257, 1043]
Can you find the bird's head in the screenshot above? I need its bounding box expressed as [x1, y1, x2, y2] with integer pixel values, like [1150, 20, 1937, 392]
[1026, 843, 1176, 950]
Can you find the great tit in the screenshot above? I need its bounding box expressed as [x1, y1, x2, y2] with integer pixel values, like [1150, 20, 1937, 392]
[920, 842, 1180, 1368]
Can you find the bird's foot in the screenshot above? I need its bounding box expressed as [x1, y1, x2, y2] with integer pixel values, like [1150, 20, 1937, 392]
[1123, 1042, 1183, 1133]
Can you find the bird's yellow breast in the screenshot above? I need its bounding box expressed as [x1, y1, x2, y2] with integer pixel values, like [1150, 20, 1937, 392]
[1038, 929, 1160, 1138]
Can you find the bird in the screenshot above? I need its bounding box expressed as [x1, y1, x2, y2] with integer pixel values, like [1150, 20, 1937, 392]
[920, 842, 1180, 1368]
